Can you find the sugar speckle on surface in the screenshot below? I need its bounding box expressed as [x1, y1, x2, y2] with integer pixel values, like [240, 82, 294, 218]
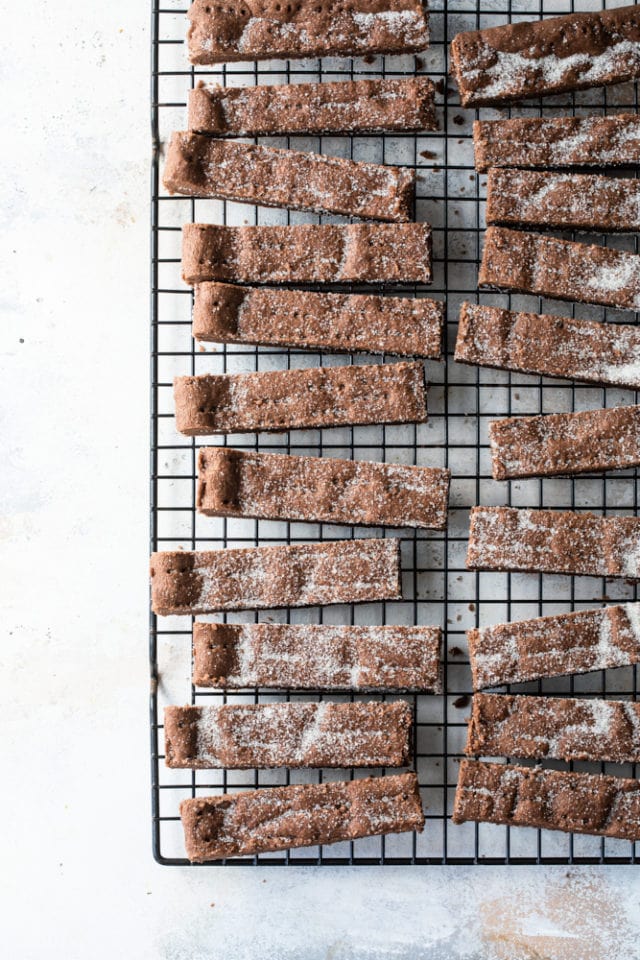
[471, 602, 640, 689]
[464, 38, 640, 103]
[188, 701, 412, 767]
[456, 302, 640, 390]
[196, 623, 441, 692]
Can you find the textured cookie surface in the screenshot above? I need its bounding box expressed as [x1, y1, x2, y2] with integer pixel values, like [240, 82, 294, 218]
[151, 539, 403, 614]
[180, 772, 425, 860]
[187, 0, 430, 64]
[455, 302, 640, 391]
[197, 448, 449, 528]
[192, 622, 442, 692]
[468, 602, 640, 690]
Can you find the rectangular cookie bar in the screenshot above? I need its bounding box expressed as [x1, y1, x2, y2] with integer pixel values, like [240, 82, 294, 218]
[479, 227, 640, 313]
[164, 700, 413, 768]
[488, 405, 640, 480]
[454, 303, 640, 392]
[163, 134, 414, 223]
[189, 77, 437, 137]
[187, 0, 430, 65]
[174, 361, 427, 436]
[197, 448, 449, 529]
[468, 603, 640, 690]
[192, 622, 442, 692]
[474, 116, 640, 173]
[180, 772, 425, 861]
[466, 693, 640, 765]
[486, 169, 640, 233]
[193, 283, 443, 359]
[450, 5, 640, 107]
[150, 538, 402, 615]
[466, 506, 640, 580]
[182, 223, 432, 286]
[453, 760, 640, 841]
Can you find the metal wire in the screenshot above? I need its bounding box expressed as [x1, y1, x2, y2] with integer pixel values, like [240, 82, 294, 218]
[150, 0, 639, 865]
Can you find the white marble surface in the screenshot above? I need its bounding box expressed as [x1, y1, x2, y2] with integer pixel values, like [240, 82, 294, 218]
[2, 2, 640, 958]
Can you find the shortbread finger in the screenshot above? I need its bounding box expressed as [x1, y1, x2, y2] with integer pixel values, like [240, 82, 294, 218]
[454, 303, 640, 391]
[189, 77, 437, 136]
[182, 223, 432, 285]
[479, 227, 640, 312]
[474, 115, 640, 172]
[467, 507, 640, 579]
[451, 5, 640, 107]
[193, 622, 442, 692]
[488, 405, 640, 480]
[164, 701, 412, 768]
[197, 448, 449, 529]
[164, 134, 414, 222]
[468, 603, 640, 690]
[151, 538, 402, 615]
[486, 169, 640, 233]
[174, 362, 427, 436]
[187, 0, 430, 64]
[193, 283, 443, 358]
[466, 693, 640, 764]
[180, 772, 424, 861]
[453, 761, 640, 841]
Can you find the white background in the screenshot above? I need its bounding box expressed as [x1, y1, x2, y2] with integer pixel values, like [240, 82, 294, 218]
[2, 2, 640, 957]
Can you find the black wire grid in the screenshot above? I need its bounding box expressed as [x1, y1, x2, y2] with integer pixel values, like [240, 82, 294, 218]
[150, 0, 640, 865]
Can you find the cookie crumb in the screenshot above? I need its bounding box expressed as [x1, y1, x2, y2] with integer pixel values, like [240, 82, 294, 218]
[453, 695, 471, 709]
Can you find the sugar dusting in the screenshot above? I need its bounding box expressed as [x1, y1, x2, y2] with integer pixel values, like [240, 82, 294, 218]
[460, 37, 640, 104]
[197, 623, 441, 692]
[456, 761, 640, 840]
[189, 539, 401, 612]
[624, 600, 640, 641]
[200, 449, 448, 529]
[597, 609, 617, 668]
[599, 359, 640, 387]
[192, 701, 411, 767]
[488, 405, 640, 479]
[352, 9, 423, 33]
[228, 6, 428, 58]
[489, 169, 640, 230]
[456, 303, 640, 390]
[473, 694, 640, 763]
[616, 522, 640, 578]
[471, 603, 640, 689]
[586, 256, 640, 306]
[476, 115, 640, 168]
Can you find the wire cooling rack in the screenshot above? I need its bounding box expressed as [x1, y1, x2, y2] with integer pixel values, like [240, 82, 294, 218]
[150, 0, 640, 865]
